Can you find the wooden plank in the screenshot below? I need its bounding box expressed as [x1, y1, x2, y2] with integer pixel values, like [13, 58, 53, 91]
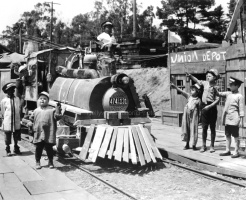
[162, 151, 197, 166]
[107, 127, 117, 159]
[131, 126, 146, 166]
[0, 158, 13, 174]
[136, 126, 151, 163]
[114, 128, 125, 162]
[123, 128, 129, 163]
[138, 124, 156, 163]
[32, 192, 65, 200]
[157, 142, 246, 175]
[98, 127, 113, 158]
[2, 157, 43, 182]
[130, 117, 151, 124]
[171, 62, 226, 74]
[129, 127, 137, 164]
[0, 173, 33, 200]
[24, 168, 79, 195]
[196, 162, 246, 179]
[88, 126, 106, 162]
[79, 125, 95, 161]
[74, 119, 106, 126]
[144, 127, 163, 160]
[224, 0, 243, 40]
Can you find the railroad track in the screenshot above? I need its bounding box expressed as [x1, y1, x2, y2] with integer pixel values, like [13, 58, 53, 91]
[20, 134, 246, 200]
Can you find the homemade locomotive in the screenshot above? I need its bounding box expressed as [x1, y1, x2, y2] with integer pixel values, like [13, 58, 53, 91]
[13, 47, 162, 165]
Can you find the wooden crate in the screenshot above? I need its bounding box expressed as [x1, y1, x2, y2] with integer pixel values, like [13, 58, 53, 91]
[161, 111, 183, 127]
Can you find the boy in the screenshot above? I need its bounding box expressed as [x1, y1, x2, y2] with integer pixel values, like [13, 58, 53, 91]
[186, 69, 220, 153]
[97, 21, 117, 49]
[0, 82, 22, 156]
[218, 77, 244, 158]
[171, 82, 201, 150]
[31, 91, 62, 169]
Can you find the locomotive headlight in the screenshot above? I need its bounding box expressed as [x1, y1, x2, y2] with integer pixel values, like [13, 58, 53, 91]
[121, 76, 129, 85]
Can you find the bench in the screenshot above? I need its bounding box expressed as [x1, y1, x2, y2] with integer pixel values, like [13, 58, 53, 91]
[161, 110, 183, 127]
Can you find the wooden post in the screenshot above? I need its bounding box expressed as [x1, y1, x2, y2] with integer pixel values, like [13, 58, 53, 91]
[19, 27, 22, 53]
[132, 0, 136, 37]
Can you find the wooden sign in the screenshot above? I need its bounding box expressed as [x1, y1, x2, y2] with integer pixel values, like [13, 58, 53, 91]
[170, 48, 227, 64]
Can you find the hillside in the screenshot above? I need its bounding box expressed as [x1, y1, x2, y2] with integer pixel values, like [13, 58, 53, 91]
[120, 67, 171, 116]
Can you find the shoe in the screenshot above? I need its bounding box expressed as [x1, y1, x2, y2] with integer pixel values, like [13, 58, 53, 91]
[36, 162, 41, 169]
[200, 146, 207, 153]
[5, 146, 11, 157]
[6, 152, 11, 157]
[183, 145, 190, 150]
[210, 147, 215, 153]
[14, 145, 22, 155]
[219, 151, 231, 156]
[231, 153, 240, 158]
[192, 146, 198, 151]
[48, 161, 54, 169]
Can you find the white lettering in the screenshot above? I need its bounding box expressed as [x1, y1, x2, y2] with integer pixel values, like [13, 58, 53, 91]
[216, 53, 221, 61]
[187, 55, 192, 62]
[171, 54, 177, 63]
[203, 54, 206, 61]
[212, 52, 217, 60]
[192, 51, 198, 61]
[178, 55, 184, 62]
[206, 51, 211, 61]
[220, 51, 226, 60]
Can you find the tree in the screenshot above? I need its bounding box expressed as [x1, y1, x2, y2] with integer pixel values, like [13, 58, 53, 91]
[156, 0, 215, 45]
[201, 5, 228, 43]
[71, 13, 95, 46]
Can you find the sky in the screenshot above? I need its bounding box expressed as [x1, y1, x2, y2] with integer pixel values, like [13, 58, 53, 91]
[0, 0, 230, 34]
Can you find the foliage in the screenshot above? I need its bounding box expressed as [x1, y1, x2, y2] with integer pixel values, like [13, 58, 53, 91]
[0, 0, 236, 51]
[156, 0, 215, 45]
[201, 5, 228, 43]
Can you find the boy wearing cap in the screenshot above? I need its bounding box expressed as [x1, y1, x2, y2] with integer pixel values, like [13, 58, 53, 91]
[217, 77, 244, 158]
[187, 69, 220, 153]
[171, 82, 201, 150]
[30, 91, 62, 169]
[97, 21, 117, 49]
[0, 82, 22, 156]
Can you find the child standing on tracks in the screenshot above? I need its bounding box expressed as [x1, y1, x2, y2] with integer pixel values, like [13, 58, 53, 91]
[217, 77, 244, 158]
[186, 69, 220, 153]
[0, 82, 22, 156]
[170, 82, 201, 150]
[30, 91, 62, 169]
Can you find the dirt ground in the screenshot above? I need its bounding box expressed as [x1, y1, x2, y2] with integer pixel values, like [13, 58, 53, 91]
[119, 68, 171, 116]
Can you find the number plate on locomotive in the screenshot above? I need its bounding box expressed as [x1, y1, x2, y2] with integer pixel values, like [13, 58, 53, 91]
[109, 97, 128, 105]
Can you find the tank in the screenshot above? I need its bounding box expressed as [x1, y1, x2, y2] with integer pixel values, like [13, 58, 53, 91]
[49, 75, 136, 118]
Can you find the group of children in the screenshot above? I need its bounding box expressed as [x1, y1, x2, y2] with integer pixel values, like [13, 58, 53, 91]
[171, 69, 244, 158]
[0, 82, 62, 169]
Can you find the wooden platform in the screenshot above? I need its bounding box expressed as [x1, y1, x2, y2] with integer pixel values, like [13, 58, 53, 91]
[151, 118, 246, 179]
[0, 132, 98, 200]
